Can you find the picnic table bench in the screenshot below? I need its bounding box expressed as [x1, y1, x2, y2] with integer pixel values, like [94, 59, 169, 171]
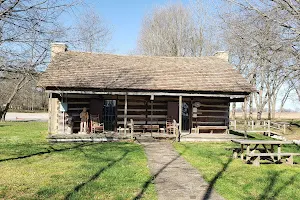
[246, 152, 300, 166]
[231, 139, 299, 166]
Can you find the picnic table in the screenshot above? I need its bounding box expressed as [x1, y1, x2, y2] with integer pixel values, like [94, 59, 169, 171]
[231, 139, 298, 166]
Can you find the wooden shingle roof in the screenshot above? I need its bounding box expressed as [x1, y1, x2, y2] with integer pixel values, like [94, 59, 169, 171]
[39, 51, 254, 94]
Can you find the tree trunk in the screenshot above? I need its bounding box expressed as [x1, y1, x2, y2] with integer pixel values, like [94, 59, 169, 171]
[0, 76, 27, 121]
[232, 102, 236, 120]
[257, 107, 262, 120]
[295, 87, 300, 103]
[267, 92, 272, 120]
[249, 93, 253, 120]
[257, 83, 264, 120]
[271, 97, 276, 119]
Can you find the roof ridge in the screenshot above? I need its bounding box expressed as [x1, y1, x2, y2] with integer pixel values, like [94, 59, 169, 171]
[65, 50, 225, 60]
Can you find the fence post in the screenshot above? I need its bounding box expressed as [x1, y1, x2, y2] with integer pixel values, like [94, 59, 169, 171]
[263, 121, 266, 130]
[234, 120, 237, 131]
[251, 120, 254, 130]
[268, 120, 271, 137]
[130, 119, 134, 140]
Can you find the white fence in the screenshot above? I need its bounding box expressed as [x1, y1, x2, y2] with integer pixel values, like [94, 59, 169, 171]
[230, 120, 289, 136]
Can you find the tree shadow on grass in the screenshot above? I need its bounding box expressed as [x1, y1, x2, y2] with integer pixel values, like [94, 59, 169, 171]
[257, 170, 297, 200]
[0, 143, 96, 162]
[290, 122, 300, 128]
[64, 150, 129, 200]
[0, 124, 11, 127]
[203, 156, 233, 200]
[230, 130, 256, 139]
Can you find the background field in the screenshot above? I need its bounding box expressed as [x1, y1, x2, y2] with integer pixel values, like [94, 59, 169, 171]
[233, 112, 300, 120]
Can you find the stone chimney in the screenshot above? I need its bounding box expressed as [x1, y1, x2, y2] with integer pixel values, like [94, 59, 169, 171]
[51, 43, 67, 59]
[214, 51, 229, 62]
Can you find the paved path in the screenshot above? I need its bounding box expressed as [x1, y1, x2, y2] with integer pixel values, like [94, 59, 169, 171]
[5, 112, 48, 122]
[141, 141, 224, 200]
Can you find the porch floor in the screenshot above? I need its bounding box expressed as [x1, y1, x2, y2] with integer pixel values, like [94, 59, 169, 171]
[48, 131, 243, 142]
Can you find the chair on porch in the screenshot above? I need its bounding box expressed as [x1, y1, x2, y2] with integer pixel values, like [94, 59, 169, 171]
[166, 118, 177, 134]
[90, 114, 104, 134]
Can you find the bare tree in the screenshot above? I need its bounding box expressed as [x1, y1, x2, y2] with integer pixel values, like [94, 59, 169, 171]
[137, 3, 203, 57]
[190, 0, 226, 56]
[225, 0, 300, 76]
[223, 2, 298, 119]
[0, 0, 77, 120]
[73, 8, 111, 52]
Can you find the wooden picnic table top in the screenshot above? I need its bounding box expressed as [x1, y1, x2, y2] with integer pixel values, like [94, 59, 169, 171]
[231, 139, 293, 145]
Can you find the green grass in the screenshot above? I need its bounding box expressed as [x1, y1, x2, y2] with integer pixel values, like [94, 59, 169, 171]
[174, 134, 300, 200]
[0, 122, 156, 200]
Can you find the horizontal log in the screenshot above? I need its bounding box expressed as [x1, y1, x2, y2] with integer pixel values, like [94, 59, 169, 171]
[67, 102, 90, 105]
[117, 121, 166, 125]
[192, 121, 225, 125]
[117, 117, 166, 121]
[118, 108, 167, 112]
[68, 104, 89, 109]
[197, 112, 228, 117]
[68, 108, 90, 111]
[118, 115, 167, 119]
[197, 104, 228, 108]
[117, 105, 167, 110]
[197, 110, 228, 113]
[63, 94, 99, 99]
[193, 118, 226, 122]
[117, 110, 167, 115]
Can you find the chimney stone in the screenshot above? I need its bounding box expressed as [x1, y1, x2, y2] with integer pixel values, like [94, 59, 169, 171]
[214, 51, 229, 62]
[51, 43, 67, 59]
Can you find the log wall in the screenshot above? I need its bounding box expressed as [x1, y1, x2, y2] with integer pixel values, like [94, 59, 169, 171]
[116, 96, 169, 126]
[191, 97, 230, 133]
[49, 93, 230, 134]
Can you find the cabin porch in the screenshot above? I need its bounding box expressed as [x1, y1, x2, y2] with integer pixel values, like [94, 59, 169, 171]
[47, 130, 243, 142]
[48, 92, 239, 136]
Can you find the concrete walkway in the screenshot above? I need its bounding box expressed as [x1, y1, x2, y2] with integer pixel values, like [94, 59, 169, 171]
[5, 112, 48, 122]
[141, 141, 224, 200]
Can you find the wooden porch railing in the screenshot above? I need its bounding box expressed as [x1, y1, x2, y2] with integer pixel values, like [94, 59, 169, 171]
[230, 119, 289, 136]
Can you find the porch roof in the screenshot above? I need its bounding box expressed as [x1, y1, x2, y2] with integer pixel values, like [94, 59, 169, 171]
[39, 51, 254, 94]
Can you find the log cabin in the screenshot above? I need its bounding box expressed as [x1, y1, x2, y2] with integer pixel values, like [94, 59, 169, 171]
[38, 43, 254, 135]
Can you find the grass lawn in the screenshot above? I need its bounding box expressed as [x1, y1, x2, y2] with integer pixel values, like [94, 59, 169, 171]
[174, 133, 300, 200]
[0, 122, 156, 200]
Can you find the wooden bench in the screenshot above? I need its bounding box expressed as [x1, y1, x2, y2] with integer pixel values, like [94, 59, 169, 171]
[246, 153, 300, 166]
[197, 126, 228, 134]
[133, 125, 160, 133]
[230, 148, 267, 159]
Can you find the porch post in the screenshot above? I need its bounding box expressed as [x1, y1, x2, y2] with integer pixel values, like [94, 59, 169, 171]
[150, 95, 154, 137]
[179, 96, 182, 141]
[124, 93, 128, 135]
[243, 97, 248, 138]
[48, 92, 52, 133]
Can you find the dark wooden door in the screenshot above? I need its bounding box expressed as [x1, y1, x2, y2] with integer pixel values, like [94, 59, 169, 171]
[90, 98, 104, 121]
[167, 102, 179, 122]
[103, 100, 116, 131]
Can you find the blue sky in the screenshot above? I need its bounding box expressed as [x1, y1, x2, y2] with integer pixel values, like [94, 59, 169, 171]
[63, 0, 193, 54]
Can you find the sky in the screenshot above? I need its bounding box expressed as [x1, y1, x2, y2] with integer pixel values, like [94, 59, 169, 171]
[59, 0, 300, 111]
[62, 0, 206, 54]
